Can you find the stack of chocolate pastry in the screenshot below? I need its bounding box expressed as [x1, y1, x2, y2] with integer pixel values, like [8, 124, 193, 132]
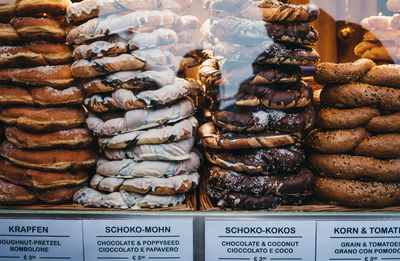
[0, 0, 97, 205]
[310, 58, 400, 208]
[355, 15, 399, 63]
[66, 0, 202, 209]
[198, 0, 320, 210]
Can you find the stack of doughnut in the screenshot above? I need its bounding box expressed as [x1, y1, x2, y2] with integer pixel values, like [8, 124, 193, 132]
[66, 0, 203, 209]
[310, 58, 400, 208]
[355, 15, 399, 63]
[387, 0, 400, 61]
[0, 0, 97, 205]
[198, 0, 320, 210]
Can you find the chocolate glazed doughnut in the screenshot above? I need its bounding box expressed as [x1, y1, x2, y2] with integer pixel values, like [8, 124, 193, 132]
[208, 167, 314, 196]
[205, 146, 305, 175]
[265, 22, 318, 45]
[207, 185, 310, 210]
[212, 106, 315, 133]
[235, 80, 313, 109]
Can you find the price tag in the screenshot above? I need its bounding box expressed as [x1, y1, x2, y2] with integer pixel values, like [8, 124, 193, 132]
[205, 220, 316, 261]
[83, 219, 193, 261]
[317, 220, 400, 261]
[0, 219, 83, 261]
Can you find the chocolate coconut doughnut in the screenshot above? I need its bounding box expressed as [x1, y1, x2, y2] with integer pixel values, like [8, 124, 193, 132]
[96, 152, 200, 178]
[66, 10, 179, 44]
[317, 107, 380, 130]
[315, 177, 400, 208]
[310, 153, 400, 182]
[199, 122, 301, 150]
[0, 159, 88, 189]
[255, 42, 319, 66]
[98, 117, 198, 149]
[71, 54, 145, 78]
[0, 178, 37, 205]
[0, 85, 83, 106]
[0, 43, 72, 68]
[16, 0, 71, 17]
[85, 79, 199, 112]
[83, 69, 175, 94]
[104, 137, 195, 161]
[74, 187, 186, 209]
[10, 17, 66, 42]
[91, 172, 199, 195]
[265, 22, 318, 45]
[207, 185, 310, 210]
[212, 106, 315, 133]
[73, 39, 128, 60]
[0, 141, 96, 171]
[361, 64, 400, 88]
[208, 166, 314, 196]
[307, 128, 370, 154]
[0, 64, 75, 88]
[0, 106, 86, 132]
[205, 145, 305, 175]
[236, 80, 313, 109]
[314, 59, 376, 85]
[86, 98, 195, 136]
[5, 127, 93, 149]
[320, 83, 400, 111]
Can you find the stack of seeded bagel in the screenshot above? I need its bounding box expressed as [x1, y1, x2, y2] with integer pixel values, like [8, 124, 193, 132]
[310, 58, 400, 208]
[66, 0, 203, 209]
[198, 0, 320, 210]
[0, 0, 96, 205]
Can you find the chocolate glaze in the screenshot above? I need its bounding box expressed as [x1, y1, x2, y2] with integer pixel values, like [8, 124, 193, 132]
[207, 185, 311, 210]
[208, 167, 314, 196]
[255, 42, 319, 66]
[252, 63, 302, 83]
[206, 145, 305, 175]
[236, 79, 313, 108]
[265, 22, 318, 45]
[212, 106, 316, 133]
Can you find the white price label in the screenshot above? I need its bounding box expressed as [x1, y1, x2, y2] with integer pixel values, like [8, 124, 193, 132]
[0, 219, 83, 261]
[317, 220, 400, 261]
[83, 219, 193, 261]
[205, 220, 316, 261]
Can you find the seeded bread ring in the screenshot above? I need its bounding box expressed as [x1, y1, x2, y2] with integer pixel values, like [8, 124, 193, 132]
[314, 58, 375, 84]
[361, 64, 400, 88]
[317, 107, 380, 129]
[315, 176, 400, 208]
[310, 153, 400, 181]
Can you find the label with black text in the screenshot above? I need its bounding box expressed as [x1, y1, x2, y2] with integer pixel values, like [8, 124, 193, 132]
[205, 220, 315, 261]
[83, 219, 193, 261]
[0, 219, 83, 261]
[317, 220, 400, 261]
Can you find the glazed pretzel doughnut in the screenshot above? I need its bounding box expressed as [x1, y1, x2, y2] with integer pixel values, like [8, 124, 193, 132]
[0, 106, 86, 132]
[199, 122, 301, 150]
[90, 172, 199, 195]
[0, 43, 72, 68]
[73, 39, 128, 60]
[5, 127, 93, 149]
[74, 187, 186, 209]
[96, 152, 200, 178]
[103, 137, 195, 161]
[314, 58, 376, 85]
[85, 78, 200, 112]
[97, 117, 198, 149]
[71, 54, 145, 79]
[66, 10, 179, 44]
[0, 85, 83, 106]
[310, 153, 400, 182]
[320, 83, 400, 111]
[128, 28, 178, 50]
[86, 98, 195, 136]
[83, 69, 175, 94]
[0, 64, 75, 88]
[0, 141, 96, 171]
